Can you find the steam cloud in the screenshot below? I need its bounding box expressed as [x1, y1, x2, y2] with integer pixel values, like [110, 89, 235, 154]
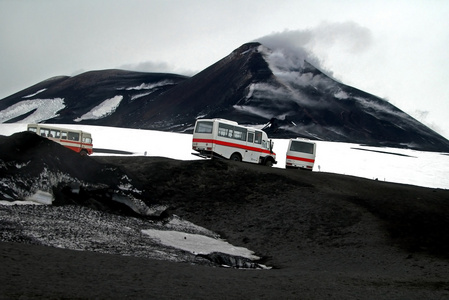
[254, 21, 373, 76]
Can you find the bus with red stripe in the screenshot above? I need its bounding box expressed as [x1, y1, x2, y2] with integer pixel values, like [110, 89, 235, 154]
[27, 124, 93, 155]
[285, 138, 316, 171]
[192, 119, 276, 166]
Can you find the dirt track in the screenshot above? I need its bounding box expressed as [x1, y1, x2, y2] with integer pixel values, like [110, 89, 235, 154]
[1, 133, 449, 299]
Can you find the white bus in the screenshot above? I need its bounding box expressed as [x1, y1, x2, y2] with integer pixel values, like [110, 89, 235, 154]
[27, 124, 93, 155]
[285, 138, 316, 171]
[192, 118, 277, 166]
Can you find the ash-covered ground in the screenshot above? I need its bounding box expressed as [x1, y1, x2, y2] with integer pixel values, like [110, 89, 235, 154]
[1, 132, 449, 299]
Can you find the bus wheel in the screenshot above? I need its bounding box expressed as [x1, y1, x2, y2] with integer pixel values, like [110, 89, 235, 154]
[80, 150, 88, 156]
[230, 153, 241, 162]
[265, 159, 273, 167]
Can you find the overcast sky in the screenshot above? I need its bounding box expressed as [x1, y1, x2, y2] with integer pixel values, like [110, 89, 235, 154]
[1, 0, 448, 139]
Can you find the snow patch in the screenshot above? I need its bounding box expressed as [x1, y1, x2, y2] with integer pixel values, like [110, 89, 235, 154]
[0, 200, 43, 205]
[0, 98, 65, 124]
[25, 190, 53, 205]
[130, 92, 152, 101]
[0, 166, 82, 201]
[334, 90, 349, 99]
[111, 194, 167, 217]
[142, 229, 259, 260]
[196, 114, 207, 120]
[22, 89, 47, 98]
[121, 80, 174, 91]
[74, 96, 123, 122]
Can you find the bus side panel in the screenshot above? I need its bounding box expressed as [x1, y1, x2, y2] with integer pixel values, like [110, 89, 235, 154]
[214, 135, 246, 160]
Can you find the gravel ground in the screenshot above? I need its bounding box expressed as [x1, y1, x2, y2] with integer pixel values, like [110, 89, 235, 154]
[1, 132, 449, 299]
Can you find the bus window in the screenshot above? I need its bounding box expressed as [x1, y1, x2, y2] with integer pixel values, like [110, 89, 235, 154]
[61, 131, 68, 140]
[41, 128, 50, 137]
[49, 129, 60, 138]
[68, 132, 80, 141]
[233, 127, 247, 141]
[290, 141, 314, 154]
[218, 123, 234, 138]
[254, 132, 262, 144]
[28, 126, 37, 132]
[247, 132, 254, 143]
[195, 121, 213, 133]
[262, 140, 268, 149]
[83, 137, 92, 144]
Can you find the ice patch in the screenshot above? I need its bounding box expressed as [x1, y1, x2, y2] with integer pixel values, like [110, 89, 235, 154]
[74, 95, 123, 122]
[0, 98, 65, 124]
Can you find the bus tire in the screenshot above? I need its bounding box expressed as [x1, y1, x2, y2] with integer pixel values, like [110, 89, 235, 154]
[230, 153, 241, 162]
[265, 159, 273, 167]
[80, 149, 88, 156]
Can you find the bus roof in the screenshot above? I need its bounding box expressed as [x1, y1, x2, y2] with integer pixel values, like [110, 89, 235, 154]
[291, 138, 316, 144]
[197, 118, 239, 125]
[27, 124, 91, 135]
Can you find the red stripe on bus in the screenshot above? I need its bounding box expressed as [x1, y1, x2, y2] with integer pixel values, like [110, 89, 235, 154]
[64, 145, 93, 154]
[193, 138, 215, 144]
[49, 138, 92, 147]
[193, 138, 274, 155]
[286, 155, 315, 163]
[48, 138, 93, 154]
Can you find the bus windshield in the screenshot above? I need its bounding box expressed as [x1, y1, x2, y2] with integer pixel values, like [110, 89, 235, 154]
[195, 121, 213, 134]
[290, 141, 314, 154]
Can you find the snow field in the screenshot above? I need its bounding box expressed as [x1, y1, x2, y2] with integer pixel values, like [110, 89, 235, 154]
[1, 123, 448, 190]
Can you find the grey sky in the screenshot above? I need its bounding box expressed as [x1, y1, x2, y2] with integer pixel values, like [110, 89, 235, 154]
[1, 0, 449, 139]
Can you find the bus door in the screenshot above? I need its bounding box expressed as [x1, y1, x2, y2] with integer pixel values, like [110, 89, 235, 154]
[243, 130, 259, 163]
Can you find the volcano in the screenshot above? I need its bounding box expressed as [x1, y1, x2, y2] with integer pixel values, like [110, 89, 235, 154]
[1, 42, 448, 152]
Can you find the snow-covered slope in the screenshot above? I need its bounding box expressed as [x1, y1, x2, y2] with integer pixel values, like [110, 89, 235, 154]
[1, 123, 448, 190]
